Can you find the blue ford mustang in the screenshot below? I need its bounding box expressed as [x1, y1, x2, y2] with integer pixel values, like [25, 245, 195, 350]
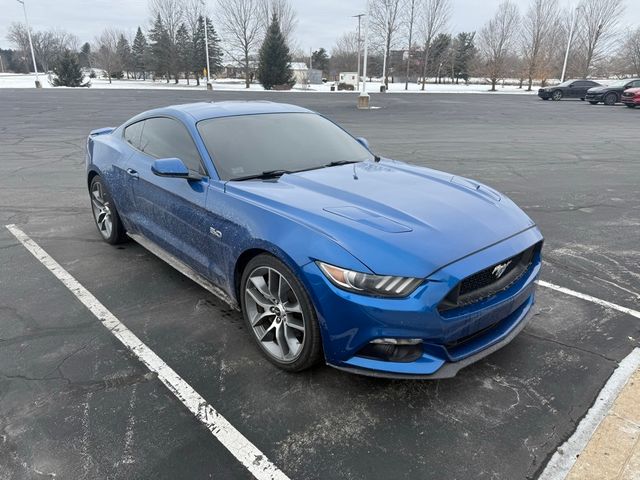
[86, 101, 543, 378]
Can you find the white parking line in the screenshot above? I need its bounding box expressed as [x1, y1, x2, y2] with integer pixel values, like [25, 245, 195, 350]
[537, 280, 640, 319]
[5, 224, 290, 480]
[538, 348, 640, 480]
[536, 280, 640, 479]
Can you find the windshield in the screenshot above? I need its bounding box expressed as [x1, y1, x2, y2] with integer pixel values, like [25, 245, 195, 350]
[197, 113, 374, 180]
[607, 80, 629, 87]
[557, 80, 574, 87]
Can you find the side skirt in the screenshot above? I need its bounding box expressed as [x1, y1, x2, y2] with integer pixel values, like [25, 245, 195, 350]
[128, 232, 239, 311]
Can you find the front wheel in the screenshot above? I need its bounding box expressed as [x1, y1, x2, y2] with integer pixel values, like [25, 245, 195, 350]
[241, 254, 322, 372]
[89, 176, 127, 244]
[552, 90, 563, 101]
[604, 92, 618, 106]
[625, 103, 635, 108]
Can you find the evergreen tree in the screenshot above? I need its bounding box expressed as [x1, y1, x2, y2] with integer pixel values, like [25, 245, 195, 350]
[311, 48, 329, 75]
[453, 32, 476, 84]
[78, 42, 91, 69]
[132, 27, 147, 80]
[257, 14, 294, 90]
[193, 15, 224, 85]
[176, 23, 192, 84]
[52, 50, 89, 87]
[116, 34, 132, 79]
[149, 14, 172, 82]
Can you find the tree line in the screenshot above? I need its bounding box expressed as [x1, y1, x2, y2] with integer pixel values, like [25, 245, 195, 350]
[4, 0, 640, 90]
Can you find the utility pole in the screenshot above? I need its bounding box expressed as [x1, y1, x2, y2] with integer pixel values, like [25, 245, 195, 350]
[358, 1, 370, 109]
[561, 5, 582, 83]
[353, 14, 364, 91]
[16, 0, 40, 88]
[202, 0, 212, 90]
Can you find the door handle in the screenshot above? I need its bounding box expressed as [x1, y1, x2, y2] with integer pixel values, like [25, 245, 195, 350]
[126, 168, 139, 178]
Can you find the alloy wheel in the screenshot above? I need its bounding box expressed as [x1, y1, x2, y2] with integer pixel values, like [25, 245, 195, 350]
[90, 181, 113, 239]
[244, 266, 306, 362]
[552, 90, 562, 101]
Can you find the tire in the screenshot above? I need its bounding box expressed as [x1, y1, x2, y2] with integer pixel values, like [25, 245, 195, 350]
[552, 90, 563, 101]
[89, 176, 127, 244]
[580, 97, 585, 101]
[541, 97, 549, 101]
[603, 92, 618, 106]
[589, 101, 599, 105]
[240, 254, 322, 372]
[625, 103, 635, 108]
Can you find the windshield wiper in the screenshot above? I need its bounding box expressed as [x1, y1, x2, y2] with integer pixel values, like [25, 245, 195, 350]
[230, 169, 293, 181]
[325, 160, 360, 167]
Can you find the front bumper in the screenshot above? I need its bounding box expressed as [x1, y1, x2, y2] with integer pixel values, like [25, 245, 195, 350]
[537, 91, 552, 99]
[586, 93, 604, 102]
[303, 227, 543, 379]
[622, 96, 640, 105]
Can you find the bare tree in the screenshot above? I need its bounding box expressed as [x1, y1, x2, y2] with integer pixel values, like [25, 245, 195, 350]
[330, 31, 359, 74]
[257, 0, 298, 46]
[478, 1, 520, 91]
[402, 0, 421, 90]
[149, 0, 184, 41]
[370, 0, 403, 87]
[521, 0, 558, 91]
[573, 0, 625, 77]
[93, 29, 122, 84]
[419, 0, 451, 90]
[217, 0, 261, 88]
[624, 27, 640, 77]
[6, 23, 78, 72]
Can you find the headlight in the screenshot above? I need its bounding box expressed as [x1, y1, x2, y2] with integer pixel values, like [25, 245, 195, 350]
[316, 261, 423, 297]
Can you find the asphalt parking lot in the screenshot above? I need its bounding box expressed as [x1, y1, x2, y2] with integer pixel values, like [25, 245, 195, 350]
[1, 89, 639, 480]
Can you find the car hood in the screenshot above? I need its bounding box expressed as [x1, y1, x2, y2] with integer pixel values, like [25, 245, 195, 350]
[588, 86, 615, 93]
[625, 87, 640, 94]
[225, 160, 536, 278]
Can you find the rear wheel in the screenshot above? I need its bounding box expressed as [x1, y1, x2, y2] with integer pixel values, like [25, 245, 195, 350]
[589, 101, 599, 105]
[603, 92, 618, 106]
[552, 90, 563, 101]
[240, 254, 322, 372]
[90, 176, 127, 244]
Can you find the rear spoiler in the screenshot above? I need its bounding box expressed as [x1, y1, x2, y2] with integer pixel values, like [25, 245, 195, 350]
[86, 127, 116, 163]
[89, 127, 116, 136]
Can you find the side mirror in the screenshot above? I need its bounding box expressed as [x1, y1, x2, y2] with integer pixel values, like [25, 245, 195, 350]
[355, 137, 371, 150]
[151, 158, 190, 178]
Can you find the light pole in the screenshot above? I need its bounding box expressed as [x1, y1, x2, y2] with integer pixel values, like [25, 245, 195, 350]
[353, 14, 364, 91]
[358, 0, 371, 109]
[16, 0, 41, 88]
[201, 0, 212, 90]
[561, 5, 582, 83]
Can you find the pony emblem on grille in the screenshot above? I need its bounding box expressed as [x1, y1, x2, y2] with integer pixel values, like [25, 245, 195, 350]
[492, 260, 512, 279]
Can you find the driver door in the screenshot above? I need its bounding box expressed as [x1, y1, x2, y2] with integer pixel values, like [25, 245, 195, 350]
[128, 117, 220, 279]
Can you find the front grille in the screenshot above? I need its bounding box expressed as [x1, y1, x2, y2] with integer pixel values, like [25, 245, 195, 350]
[438, 243, 538, 313]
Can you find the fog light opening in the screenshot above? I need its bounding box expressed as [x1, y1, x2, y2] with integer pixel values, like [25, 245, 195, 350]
[359, 338, 423, 363]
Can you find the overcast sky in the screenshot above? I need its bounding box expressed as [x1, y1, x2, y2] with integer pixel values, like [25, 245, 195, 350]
[2, 0, 638, 52]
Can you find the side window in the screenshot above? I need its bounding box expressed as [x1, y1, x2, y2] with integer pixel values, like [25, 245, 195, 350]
[139, 117, 206, 175]
[124, 121, 144, 150]
[632, 80, 640, 88]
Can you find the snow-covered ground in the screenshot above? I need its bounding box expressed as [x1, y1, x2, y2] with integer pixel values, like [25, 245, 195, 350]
[0, 72, 539, 95]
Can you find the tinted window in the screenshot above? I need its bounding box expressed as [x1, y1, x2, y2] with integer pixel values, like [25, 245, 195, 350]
[139, 117, 205, 175]
[124, 121, 144, 149]
[630, 80, 640, 88]
[197, 113, 374, 181]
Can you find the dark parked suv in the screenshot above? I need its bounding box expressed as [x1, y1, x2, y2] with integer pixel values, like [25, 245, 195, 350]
[538, 79, 601, 101]
[585, 79, 640, 105]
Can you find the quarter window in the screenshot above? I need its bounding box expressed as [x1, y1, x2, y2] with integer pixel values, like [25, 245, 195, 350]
[138, 117, 206, 175]
[124, 121, 144, 149]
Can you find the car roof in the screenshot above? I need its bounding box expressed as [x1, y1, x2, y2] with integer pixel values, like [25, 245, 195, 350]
[138, 101, 313, 123]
